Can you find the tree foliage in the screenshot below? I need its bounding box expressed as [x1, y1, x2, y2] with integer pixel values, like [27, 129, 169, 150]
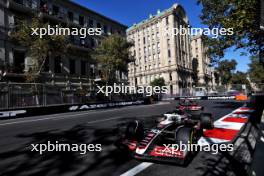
[248, 56, 264, 84]
[216, 59, 237, 85]
[92, 34, 134, 84]
[197, 0, 264, 63]
[10, 18, 68, 82]
[150, 77, 166, 87]
[192, 58, 199, 86]
[231, 71, 250, 85]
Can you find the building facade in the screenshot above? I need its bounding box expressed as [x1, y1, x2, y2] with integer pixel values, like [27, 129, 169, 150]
[190, 35, 214, 88]
[127, 4, 193, 96]
[0, 0, 127, 91]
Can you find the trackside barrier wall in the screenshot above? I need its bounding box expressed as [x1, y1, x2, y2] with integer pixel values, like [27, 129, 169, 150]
[0, 100, 145, 119]
[197, 95, 264, 176]
[174, 95, 236, 100]
[247, 94, 264, 124]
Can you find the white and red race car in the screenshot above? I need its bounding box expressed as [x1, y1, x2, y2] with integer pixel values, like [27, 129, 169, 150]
[115, 110, 213, 165]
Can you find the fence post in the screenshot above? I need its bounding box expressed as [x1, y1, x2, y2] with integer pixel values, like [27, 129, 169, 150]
[7, 82, 10, 109]
[43, 84, 46, 106]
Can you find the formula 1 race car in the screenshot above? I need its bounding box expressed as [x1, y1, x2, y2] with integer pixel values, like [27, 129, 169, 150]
[177, 99, 204, 111]
[115, 110, 214, 165]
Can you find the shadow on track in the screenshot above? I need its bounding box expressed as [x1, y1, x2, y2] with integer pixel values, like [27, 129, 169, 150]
[0, 115, 159, 176]
[0, 124, 133, 176]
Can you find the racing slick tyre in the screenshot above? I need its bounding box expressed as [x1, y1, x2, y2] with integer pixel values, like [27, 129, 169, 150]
[190, 110, 201, 120]
[175, 127, 197, 165]
[175, 127, 197, 145]
[125, 120, 144, 141]
[200, 113, 214, 129]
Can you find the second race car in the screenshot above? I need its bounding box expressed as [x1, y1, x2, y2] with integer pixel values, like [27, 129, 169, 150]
[177, 99, 204, 111]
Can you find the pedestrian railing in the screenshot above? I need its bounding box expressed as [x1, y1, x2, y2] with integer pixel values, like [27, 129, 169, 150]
[0, 82, 88, 110]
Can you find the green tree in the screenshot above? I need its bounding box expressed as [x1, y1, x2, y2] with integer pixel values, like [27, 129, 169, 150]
[216, 59, 237, 86]
[150, 77, 166, 100]
[150, 77, 166, 87]
[231, 71, 250, 85]
[11, 18, 68, 82]
[214, 72, 220, 85]
[11, 18, 68, 105]
[248, 56, 264, 84]
[197, 0, 264, 63]
[92, 34, 134, 85]
[192, 58, 199, 86]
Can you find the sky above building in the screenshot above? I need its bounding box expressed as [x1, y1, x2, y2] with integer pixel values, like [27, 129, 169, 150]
[72, 0, 251, 72]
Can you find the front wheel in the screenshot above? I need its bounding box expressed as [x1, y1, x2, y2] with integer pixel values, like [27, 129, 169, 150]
[175, 127, 197, 145]
[174, 127, 198, 165]
[125, 120, 144, 141]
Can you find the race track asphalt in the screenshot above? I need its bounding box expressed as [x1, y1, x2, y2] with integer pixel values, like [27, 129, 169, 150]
[0, 100, 245, 176]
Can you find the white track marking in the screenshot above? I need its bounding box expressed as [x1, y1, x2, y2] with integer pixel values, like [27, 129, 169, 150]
[233, 108, 254, 113]
[198, 137, 229, 145]
[0, 102, 170, 127]
[0, 115, 124, 126]
[0, 116, 64, 126]
[198, 106, 252, 146]
[228, 114, 250, 118]
[120, 162, 153, 176]
[0, 110, 113, 126]
[213, 121, 245, 130]
[85, 116, 124, 124]
[0, 109, 123, 126]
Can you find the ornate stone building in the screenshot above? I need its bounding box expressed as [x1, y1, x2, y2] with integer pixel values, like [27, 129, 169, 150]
[127, 4, 193, 96]
[0, 0, 127, 90]
[190, 35, 214, 88]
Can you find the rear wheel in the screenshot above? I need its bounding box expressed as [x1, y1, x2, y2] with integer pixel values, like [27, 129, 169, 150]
[189, 110, 201, 120]
[125, 120, 144, 141]
[200, 113, 214, 129]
